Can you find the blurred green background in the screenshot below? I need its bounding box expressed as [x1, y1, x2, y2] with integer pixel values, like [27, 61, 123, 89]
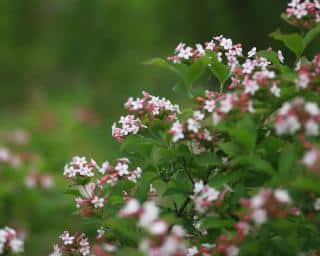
[1, 0, 314, 254]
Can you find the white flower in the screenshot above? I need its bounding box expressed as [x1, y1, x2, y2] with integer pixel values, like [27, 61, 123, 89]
[99, 161, 110, 174]
[204, 100, 216, 112]
[248, 47, 257, 58]
[170, 121, 184, 142]
[220, 37, 233, 50]
[60, 231, 74, 245]
[305, 120, 319, 136]
[305, 102, 320, 116]
[196, 44, 205, 56]
[50, 244, 62, 256]
[252, 209, 267, 224]
[115, 162, 129, 176]
[244, 80, 259, 95]
[193, 111, 205, 121]
[187, 118, 201, 133]
[302, 149, 318, 167]
[79, 238, 90, 256]
[9, 238, 24, 253]
[139, 201, 159, 228]
[226, 245, 240, 256]
[187, 246, 199, 256]
[274, 189, 291, 204]
[314, 198, 320, 211]
[193, 180, 204, 194]
[296, 73, 310, 89]
[119, 199, 140, 216]
[270, 84, 281, 97]
[148, 220, 168, 235]
[219, 94, 233, 113]
[250, 193, 265, 209]
[91, 196, 104, 208]
[278, 50, 285, 63]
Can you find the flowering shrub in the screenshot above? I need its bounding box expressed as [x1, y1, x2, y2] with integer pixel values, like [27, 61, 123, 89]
[48, 1, 320, 255]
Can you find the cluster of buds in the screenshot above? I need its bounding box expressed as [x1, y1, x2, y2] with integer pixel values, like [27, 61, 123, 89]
[168, 35, 243, 69]
[24, 171, 54, 190]
[112, 91, 180, 142]
[230, 52, 282, 98]
[285, 0, 320, 28]
[0, 227, 24, 254]
[119, 199, 187, 255]
[274, 98, 320, 136]
[296, 54, 320, 90]
[50, 231, 90, 256]
[0, 147, 22, 169]
[98, 158, 142, 186]
[191, 180, 220, 213]
[240, 188, 295, 225]
[64, 156, 98, 179]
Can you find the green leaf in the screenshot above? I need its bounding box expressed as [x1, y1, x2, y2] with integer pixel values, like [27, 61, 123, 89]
[218, 142, 242, 157]
[257, 50, 291, 73]
[270, 30, 303, 57]
[302, 23, 320, 52]
[231, 155, 276, 176]
[207, 51, 230, 85]
[186, 56, 210, 84]
[202, 218, 234, 229]
[144, 57, 188, 83]
[219, 116, 257, 152]
[277, 144, 297, 177]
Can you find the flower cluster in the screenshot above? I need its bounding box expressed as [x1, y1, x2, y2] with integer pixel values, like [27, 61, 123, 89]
[112, 91, 180, 142]
[64, 156, 98, 178]
[296, 54, 320, 90]
[75, 183, 105, 215]
[274, 98, 320, 136]
[230, 53, 282, 98]
[240, 188, 294, 225]
[191, 180, 220, 213]
[168, 35, 243, 69]
[302, 146, 320, 172]
[50, 231, 90, 256]
[169, 110, 212, 148]
[119, 199, 187, 255]
[64, 157, 142, 214]
[199, 90, 254, 121]
[285, 0, 320, 28]
[168, 35, 242, 67]
[209, 188, 294, 256]
[0, 147, 22, 169]
[24, 171, 54, 190]
[187, 243, 216, 256]
[139, 225, 187, 256]
[2, 129, 30, 146]
[98, 158, 142, 186]
[0, 227, 24, 254]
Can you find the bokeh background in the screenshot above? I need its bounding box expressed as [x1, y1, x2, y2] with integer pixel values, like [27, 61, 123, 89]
[1, 0, 317, 254]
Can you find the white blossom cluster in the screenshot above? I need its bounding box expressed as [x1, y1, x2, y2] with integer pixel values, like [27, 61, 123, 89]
[275, 98, 320, 136]
[0, 227, 24, 254]
[191, 180, 220, 213]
